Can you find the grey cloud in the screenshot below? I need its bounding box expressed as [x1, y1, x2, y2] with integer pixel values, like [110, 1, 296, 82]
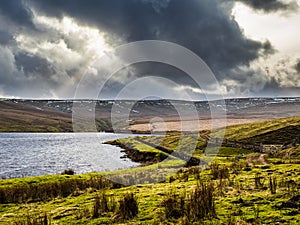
[0, 30, 14, 45]
[235, 0, 299, 12]
[0, 0, 35, 28]
[295, 60, 300, 73]
[141, 0, 171, 13]
[0, 50, 66, 98]
[0, 47, 16, 84]
[265, 58, 300, 88]
[14, 52, 56, 77]
[257, 79, 300, 97]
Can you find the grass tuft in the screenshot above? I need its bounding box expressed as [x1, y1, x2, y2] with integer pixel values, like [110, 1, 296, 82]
[114, 193, 138, 222]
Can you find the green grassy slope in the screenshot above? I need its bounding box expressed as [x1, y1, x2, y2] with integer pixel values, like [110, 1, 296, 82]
[213, 116, 300, 144]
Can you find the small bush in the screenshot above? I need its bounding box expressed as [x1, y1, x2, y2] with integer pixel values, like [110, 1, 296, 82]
[210, 163, 229, 180]
[61, 169, 75, 175]
[186, 183, 216, 221]
[114, 193, 138, 221]
[162, 182, 216, 222]
[93, 191, 115, 218]
[162, 192, 185, 219]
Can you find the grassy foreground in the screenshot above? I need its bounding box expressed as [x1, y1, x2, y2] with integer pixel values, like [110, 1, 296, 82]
[0, 117, 300, 224]
[0, 148, 300, 224]
[0, 155, 299, 224]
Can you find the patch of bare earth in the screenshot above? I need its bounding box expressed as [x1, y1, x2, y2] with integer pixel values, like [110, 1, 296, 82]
[246, 154, 269, 167]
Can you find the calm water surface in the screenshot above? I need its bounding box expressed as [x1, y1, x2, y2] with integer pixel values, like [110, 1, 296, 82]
[0, 133, 140, 178]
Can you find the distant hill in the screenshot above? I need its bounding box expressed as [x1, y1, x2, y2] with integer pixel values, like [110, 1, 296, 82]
[0, 98, 299, 132]
[0, 101, 72, 132]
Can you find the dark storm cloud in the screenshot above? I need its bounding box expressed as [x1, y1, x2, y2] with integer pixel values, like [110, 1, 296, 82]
[0, 0, 35, 28]
[235, 0, 298, 12]
[28, 0, 274, 81]
[0, 0, 298, 98]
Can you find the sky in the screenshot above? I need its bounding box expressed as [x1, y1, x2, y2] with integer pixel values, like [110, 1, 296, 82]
[0, 0, 299, 100]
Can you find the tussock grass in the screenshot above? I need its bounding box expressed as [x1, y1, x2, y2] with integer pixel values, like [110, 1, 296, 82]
[92, 191, 116, 218]
[210, 163, 230, 180]
[113, 192, 138, 221]
[0, 176, 117, 204]
[12, 213, 50, 225]
[162, 182, 216, 222]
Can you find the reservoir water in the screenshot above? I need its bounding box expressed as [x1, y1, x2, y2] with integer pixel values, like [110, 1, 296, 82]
[0, 133, 139, 178]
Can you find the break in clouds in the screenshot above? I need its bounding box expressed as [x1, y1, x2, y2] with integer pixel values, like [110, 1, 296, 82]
[0, 0, 299, 99]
